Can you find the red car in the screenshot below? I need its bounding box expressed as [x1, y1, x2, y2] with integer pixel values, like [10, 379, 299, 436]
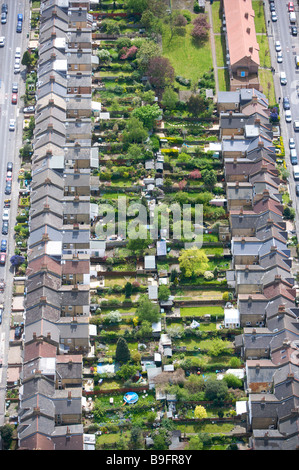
[288, 2, 294, 12]
[12, 93, 17, 104]
[0, 253, 6, 265]
[6, 171, 12, 182]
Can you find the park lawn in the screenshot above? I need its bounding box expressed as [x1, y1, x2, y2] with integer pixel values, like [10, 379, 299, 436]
[256, 35, 271, 69]
[252, 0, 267, 33]
[180, 306, 224, 317]
[211, 1, 223, 33]
[258, 68, 276, 107]
[162, 17, 213, 87]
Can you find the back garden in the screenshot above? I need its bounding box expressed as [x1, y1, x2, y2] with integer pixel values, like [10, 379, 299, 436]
[83, 0, 249, 451]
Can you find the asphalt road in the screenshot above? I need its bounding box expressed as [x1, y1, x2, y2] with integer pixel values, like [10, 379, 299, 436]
[266, 1, 299, 236]
[0, 0, 29, 428]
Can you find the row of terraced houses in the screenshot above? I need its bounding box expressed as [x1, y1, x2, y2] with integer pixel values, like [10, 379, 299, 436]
[220, 0, 299, 451]
[17, 0, 95, 450]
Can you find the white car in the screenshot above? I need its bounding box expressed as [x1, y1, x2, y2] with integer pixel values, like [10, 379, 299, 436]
[277, 51, 283, 63]
[15, 47, 21, 59]
[9, 119, 15, 131]
[0, 37, 5, 47]
[271, 11, 277, 22]
[289, 138, 296, 149]
[285, 110, 292, 123]
[275, 41, 281, 52]
[2, 209, 9, 221]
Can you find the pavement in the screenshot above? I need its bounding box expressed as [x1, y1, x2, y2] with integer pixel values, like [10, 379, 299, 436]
[0, 0, 30, 427]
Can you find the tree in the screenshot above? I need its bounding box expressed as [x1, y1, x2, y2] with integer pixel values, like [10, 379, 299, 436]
[116, 363, 138, 381]
[127, 236, 151, 255]
[22, 50, 32, 68]
[136, 40, 161, 73]
[186, 94, 206, 117]
[161, 86, 178, 110]
[132, 103, 161, 130]
[97, 48, 111, 62]
[147, 56, 175, 95]
[158, 284, 171, 302]
[136, 320, 153, 339]
[104, 310, 122, 324]
[115, 337, 131, 363]
[204, 377, 228, 404]
[122, 117, 148, 144]
[125, 0, 148, 14]
[136, 295, 160, 323]
[191, 14, 210, 42]
[101, 19, 120, 35]
[208, 338, 231, 357]
[10, 255, 25, 266]
[0, 424, 14, 450]
[178, 247, 209, 278]
[124, 282, 133, 298]
[129, 427, 143, 450]
[165, 10, 187, 43]
[223, 373, 243, 389]
[194, 405, 208, 419]
[201, 169, 217, 189]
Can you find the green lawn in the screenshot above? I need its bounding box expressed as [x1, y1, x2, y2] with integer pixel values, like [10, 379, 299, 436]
[162, 17, 213, 87]
[256, 35, 271, 69]
[252, 0, 267, 33]
[258, 68, 276, 106]
[214, 34, 226, 68]
[211, 2, 223, 34]
[217, 67, 230, 92]
[180, 306, 224, 317]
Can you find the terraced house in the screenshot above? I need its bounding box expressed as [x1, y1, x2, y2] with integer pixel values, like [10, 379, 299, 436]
[221, 86, 299, 450]
[17, 0, 93, 450]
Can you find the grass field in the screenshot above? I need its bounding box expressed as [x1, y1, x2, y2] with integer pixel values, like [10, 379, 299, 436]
[162, 15, 213, 87]
[217, 67, 230, 92]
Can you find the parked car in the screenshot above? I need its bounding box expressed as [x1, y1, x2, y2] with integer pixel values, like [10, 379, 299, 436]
[9, 119, 15, 131]
[17, 13, 23, 22]
[277, 51, 283, 63]
[288, 2, 295, 12]
[6, 171, 12, 182]
[12, 83, 18, 93]
[271, 11, 277, 21]
[0, 36, 5, 47]
[283, 97, 290, 110]
[6, 162, 13, 171]
[1, 12, 6, 23]
[296, 184, 299, 196]
[0, 240, 7, 252]
[15, 326, 22, 339]
[11, 93, 17, 104]
[270, 3, 275, 11]
[1, 4, 8, 14]
[275, 41, 281, 52]
[0, 305, 3, 324]
[291, 26, 297, 36]
[16, 21, 22, 33]
[2, 209, 9, 221]
[15, 47, 21, 59]
[0, 252, 6, 265]
[1, 221, 8, 235]
[5, 182, 11, 194]
[285, 110, 292, 123]
[23, 106, 35, 114]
